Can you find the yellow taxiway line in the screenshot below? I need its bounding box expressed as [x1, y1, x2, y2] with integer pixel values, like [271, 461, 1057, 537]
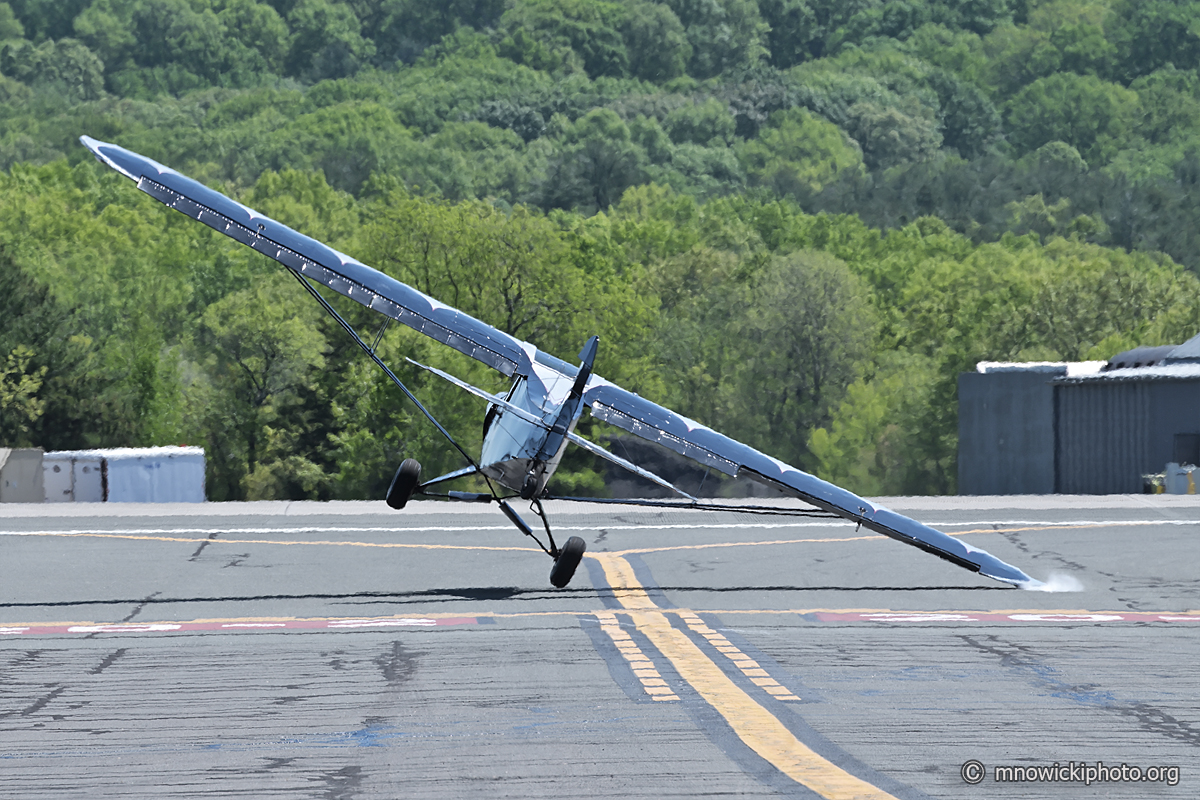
[591, 552, 897, 800]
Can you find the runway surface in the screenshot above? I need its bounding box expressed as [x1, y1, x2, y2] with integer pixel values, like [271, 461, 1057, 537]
[1, 495, 1197, 798]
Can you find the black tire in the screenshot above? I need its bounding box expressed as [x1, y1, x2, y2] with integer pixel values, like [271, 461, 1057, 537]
[385, 459, 421, 509]
[549, 536, 586, 588]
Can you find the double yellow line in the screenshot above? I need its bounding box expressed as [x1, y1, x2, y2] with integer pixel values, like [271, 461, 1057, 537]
[590, 552, 897, 800]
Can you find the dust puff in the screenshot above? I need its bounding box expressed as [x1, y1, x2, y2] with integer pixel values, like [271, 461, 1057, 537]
[1023, 571, 1084, 592]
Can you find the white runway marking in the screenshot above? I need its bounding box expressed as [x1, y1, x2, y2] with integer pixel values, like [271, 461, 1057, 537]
[0, 518, 1196, 538]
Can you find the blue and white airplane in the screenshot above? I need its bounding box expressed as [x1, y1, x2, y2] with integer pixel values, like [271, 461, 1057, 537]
[80, 135, 1040, 590]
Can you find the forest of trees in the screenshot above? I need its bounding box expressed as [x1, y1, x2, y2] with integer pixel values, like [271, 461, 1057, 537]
[3, 0, 1200, 498]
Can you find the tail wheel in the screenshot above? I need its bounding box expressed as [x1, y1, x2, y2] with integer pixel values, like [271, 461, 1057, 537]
[549, 536, 586, 588]
[386, 459, 422, 509]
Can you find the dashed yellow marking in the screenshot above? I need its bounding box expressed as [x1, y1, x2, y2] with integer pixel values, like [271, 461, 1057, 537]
[678, 611, 801, 702]
[595, 609, 678, 701]
[593, 555, 896, 800]
[626, 607, 893, 800]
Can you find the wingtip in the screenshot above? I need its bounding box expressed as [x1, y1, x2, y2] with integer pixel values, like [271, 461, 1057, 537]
[79, 134, 102, 159]
[78, 135, 138, 180]
[974, 551, 1038, 587]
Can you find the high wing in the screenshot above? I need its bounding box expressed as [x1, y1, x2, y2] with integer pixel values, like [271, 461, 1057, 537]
[80, 136, 529, 377]
[80, 135, 1037, 588]
[583, 380, 1035, 585]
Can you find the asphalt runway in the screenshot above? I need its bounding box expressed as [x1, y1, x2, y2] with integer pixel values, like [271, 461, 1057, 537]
[1, 495, 1197, 799]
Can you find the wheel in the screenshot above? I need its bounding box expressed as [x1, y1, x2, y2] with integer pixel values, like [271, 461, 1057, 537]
[385, 458, 421, 509]
[549, 536, 586, 588]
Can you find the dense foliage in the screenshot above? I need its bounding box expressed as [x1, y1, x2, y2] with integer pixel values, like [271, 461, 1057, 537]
[3, 0, 1200, 497]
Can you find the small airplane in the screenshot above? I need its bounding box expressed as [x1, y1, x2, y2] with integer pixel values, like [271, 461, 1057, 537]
[80, 135, 1040, 590]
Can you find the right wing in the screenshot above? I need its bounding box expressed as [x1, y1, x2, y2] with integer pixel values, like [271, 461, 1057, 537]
[584, 380, 1038, 587]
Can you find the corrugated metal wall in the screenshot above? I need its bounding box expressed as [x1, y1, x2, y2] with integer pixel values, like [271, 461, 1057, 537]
[958, 371, 1057, 494]
[1055, 382, 1152, 493]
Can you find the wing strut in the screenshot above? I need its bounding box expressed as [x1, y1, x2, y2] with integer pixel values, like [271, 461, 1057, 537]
[566, 431, 696, 501]
[289, 271, 489, 483]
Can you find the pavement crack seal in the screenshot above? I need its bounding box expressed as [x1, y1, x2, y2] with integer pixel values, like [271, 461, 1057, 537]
[189, 532, 219, 561]
[120, 592, 161, 623]
[958, 633, 1200, 747]
[589, 552, 899, 800]
[88, 648, 127, 675]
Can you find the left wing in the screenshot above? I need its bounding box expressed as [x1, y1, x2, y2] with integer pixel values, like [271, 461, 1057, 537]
[82, 136, 1037, 588]
[80, 136, 529, 377]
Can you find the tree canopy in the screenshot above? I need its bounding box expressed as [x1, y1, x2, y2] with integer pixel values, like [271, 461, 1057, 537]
[4, 0, 1200, 497]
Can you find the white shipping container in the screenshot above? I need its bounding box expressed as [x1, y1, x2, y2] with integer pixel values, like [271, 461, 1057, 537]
[44, 447, 206, 502]
[43, 454, 75, 502]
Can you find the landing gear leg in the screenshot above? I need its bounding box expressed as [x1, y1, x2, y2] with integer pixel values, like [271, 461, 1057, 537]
[530, 498, 586, 588]
[497, 497, 588, 588]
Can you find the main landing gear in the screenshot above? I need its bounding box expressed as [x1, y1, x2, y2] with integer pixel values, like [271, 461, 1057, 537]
[385, 459, 421, 509]
[549, 535, 586, 588]
[384, 458, 587, 587]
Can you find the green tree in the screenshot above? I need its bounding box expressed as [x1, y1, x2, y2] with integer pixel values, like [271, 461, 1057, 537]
[981, 23, 1062, 99]
[809, 352, 945, 495]
[0, 37, 105, 101]
[1128, 67, 1200, 147]
[0, 3, 23, 40]
[643, 228, 875, 467]
[845, 100, 942, 169]
[663, 98, 736, 146]
[621, 0, 690, 82]
[217, 0, 290, 77]
[664, 0, 768, 78]
[1006, 72, 1139, 163]
[725, 250, 876, 463]
[367, 193, 595, 356]
[196, 278, 328, 499]
[73, 0, 291, 95]
[904, 22, 987, 82]
[498, 0, 630, 79]
[0, 345, 45, 446]
[374, 0, 505, 64]
[736, 107, 863, 196]
[7, 0, 89, 42]
[286, 0, 375, 81]
[1107, 0, 1200, 83]
[927, 68, 1001, 158]
[538, 108, 649, 212]
[322, 348, 432, 499]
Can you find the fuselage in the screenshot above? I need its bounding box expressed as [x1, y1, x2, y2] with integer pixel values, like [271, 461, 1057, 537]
[479, 358, 585, 497]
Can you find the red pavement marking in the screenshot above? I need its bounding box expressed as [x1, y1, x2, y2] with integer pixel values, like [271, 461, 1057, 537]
[812, 611, 1200, 623]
